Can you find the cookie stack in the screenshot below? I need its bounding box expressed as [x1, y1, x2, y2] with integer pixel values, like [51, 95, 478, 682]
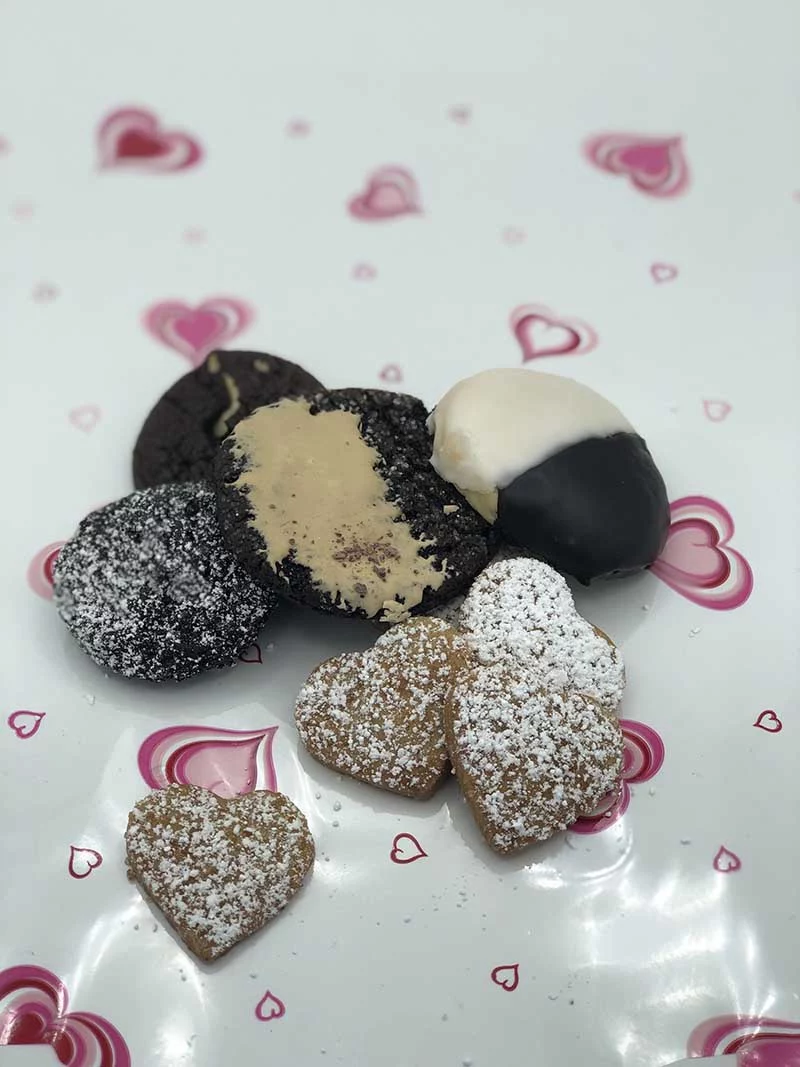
[53, 351, 494, 681]
[53, 353, 668, 685]
[296, 556, 627, 853]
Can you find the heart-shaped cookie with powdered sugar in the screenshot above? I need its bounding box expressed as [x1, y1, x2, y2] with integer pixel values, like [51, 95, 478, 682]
[444, 660, 624, 853]
[125, 784, 314, 961]
[458, 557, 625, 714]
[295, 617, 467, 798]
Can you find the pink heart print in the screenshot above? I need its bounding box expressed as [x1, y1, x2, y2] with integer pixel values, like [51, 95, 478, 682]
[688, 1014, 800, 1066]
[68, 846, 103, 880]
[703, 399, 732, 422]
[143, 297, 254, 367]
[238, 642, 263, 664]
[138, 724, 278, 798]
[510, 304, 598, 361]
[650, 262, 678, 284]
[583, 132, 690, 198]
[389, 832, 427, 865]
[7, 710, 46, 740]
[352, 262, 377, 280]
[97, 106, 203, 173]
[255, 991, 286, 1022]
[490, 964, 520, 992]
[753, 709, 782, 733]
[0, 964, 131, 1064]
[571, 720, 665, 834]
[68, 405, 101, 433]
[27, 541, 64, 600]
[713, 845, 742, 873]
[348, 166, 422, 220]
[379, 363, 403, 384]
[651, 495, 754, 610]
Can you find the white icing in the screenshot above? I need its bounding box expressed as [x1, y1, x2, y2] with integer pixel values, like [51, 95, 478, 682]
[427, 369, 634, 506]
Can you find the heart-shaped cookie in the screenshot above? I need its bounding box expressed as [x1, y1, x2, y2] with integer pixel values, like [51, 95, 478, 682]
[125, 784, 314, 961]
[295, 617, 467, 798]
[459, 557, 625, 713]
[444, 661, 624, 853]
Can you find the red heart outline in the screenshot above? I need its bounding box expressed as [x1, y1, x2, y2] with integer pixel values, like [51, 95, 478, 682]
[713, 845, 742, 873]
[490, 963, 520, 992]
[753, 710, 782, 733]
[255, 990, 286, 1022]
[68, 846, 104, 880]
[389, 832, 427, 865]
[7, 710, 46, 740]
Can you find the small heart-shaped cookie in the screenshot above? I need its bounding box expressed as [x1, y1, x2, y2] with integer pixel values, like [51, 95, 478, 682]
[125, 784, 314, 961]
[445, 662, 624, 853]
[295, 617, 466, 798]
[459, 557, 625, 713]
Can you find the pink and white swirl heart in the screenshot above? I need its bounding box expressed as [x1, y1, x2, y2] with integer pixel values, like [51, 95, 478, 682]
[0, 964, 130, 1065]
[97, 107, 202, 173]
[348, 166, 422, 220]
[142, 297, 254, 367]
[583, 132, 690, 198]
[652, 495, 754, 610]
[687, 1013, 800, 1066]
[138, 723, 279, 798]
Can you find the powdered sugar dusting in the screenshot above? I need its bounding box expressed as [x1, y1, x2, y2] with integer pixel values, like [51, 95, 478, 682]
[53, 483, 276, 681]
[427, 544, 531, 624]
[459, 558, 625, 713]
[295, 617, 464, 798]
[445, 664, 623, 852]
[125, 784, 314, 961]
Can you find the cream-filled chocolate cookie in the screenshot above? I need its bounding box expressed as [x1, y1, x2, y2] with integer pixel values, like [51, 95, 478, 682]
[133, 349, 324, 489]
[214, 389, 493, 621]
[428, 368, 669, 583]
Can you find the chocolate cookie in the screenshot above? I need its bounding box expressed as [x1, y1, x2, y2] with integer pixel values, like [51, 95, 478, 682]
[428, 368, 669, 583]
[214, 389, 494, 621]
[132, 349, 324, 489]
[53, 483, 277, 681]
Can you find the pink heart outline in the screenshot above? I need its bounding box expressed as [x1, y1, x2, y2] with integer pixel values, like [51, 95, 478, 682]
[142, 296, 254, 366]
[753, 710, 782, 734]
[238, 643, 263, 665]
[688, 1013, 800, 1064]
[7, 711, 46, 740]
[713, 845, 742, 873]
[490, 963, 519, 992]
[68, 846, 103, 880]
[510, 304, 598, 362]
[348, 166, 422, 221]
[0, 964, 131, 1063]
[352, 262, 377, 281]
[138, 723, 279, 797]
[651, 495, 754, 611]
[27, 542, 64, 600]
[570, 719, 665, 834]
[389, 832, 427, 865]
[650, 262, 678, 284]
[68, 405, 102, 433]
[379, 363, 403, 384]
[255, 990, 286, 1022]
[97, 106, 203, 173]
[583, 132, 690, 198]
[702, 399, 732, 423]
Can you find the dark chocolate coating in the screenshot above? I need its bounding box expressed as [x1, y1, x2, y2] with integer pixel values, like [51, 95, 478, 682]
[132, 349, 325, 489]
[214, 389, 495, 620]
[497, 433, 669, 584]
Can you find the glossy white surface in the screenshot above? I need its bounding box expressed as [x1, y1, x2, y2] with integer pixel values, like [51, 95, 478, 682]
[1, 3, 798, 1066]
